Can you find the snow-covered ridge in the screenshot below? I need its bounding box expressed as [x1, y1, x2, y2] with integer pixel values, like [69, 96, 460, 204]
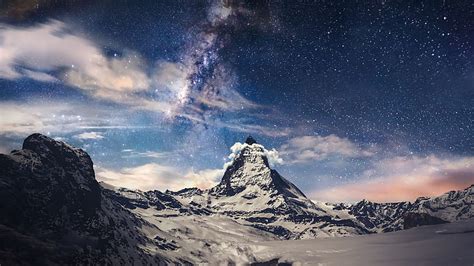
[111, 136, 473, 239]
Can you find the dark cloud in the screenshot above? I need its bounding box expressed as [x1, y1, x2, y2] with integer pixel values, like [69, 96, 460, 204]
[0, 0, 91, 21]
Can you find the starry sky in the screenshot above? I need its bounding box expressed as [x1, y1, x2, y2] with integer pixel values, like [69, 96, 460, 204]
[0, 0, 473, 202]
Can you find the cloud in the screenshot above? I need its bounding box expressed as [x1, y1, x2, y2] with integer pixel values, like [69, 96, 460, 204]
[0, 101, 82, 135]
[73, 131, 104, 140]
[183, 168, 225, 190]
[174, 114, 292, 137]
[280, 135, 374, 163]
[227, 141, 284, 167]
[0, 145, 11, 154]
[0, 20, 149, 96]
[95, 163, 223, 191]
[310, 155, 474, 203]
[120, 149, 170, 159]
[215, 120, 291, 137]
[0, 0, 43, 20]
[0, 100, 143, 137]
[0, 98, 289, 148]
[0, 20, 181, 117]
[151, 61, 256, 119]
[0, 0, 86, 21]
[23, 69, 58, 82]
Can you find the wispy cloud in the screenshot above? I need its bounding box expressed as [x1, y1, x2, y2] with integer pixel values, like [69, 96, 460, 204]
[95, 163, 223, 191]
[0, 100, 139, 137]
[215, 120, 292, 137]
[73, 131, 105, 140]
[0, 20, 149, 96]
[311, 155, 474, 202]
[0, 144, 11, 154]
[280, 135, 375, 164]
[120, 149, 170, 159]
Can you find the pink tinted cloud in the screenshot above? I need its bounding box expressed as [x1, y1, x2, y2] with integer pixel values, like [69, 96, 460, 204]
[311, 156, 474, 203]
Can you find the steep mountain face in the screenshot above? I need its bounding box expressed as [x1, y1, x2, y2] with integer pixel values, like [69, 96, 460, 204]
[211, 137, 306, 199]
[0, 134, 101, 234]
[208, 137, 313, 216]
[0, 134, 175, 265]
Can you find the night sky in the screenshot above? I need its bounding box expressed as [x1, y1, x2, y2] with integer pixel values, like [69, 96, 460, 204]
[0, 0, 472, 202]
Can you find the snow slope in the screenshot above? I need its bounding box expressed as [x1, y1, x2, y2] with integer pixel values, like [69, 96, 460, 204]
[248, 218, 474, 265]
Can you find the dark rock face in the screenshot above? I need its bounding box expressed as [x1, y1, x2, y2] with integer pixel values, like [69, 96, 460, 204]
[111, 187, 214, 217]
[245, 136, 257, 145]
[0, 133, 101, 234]
[403, 212, 448, 229]
[109, 188, 183, 210]
[0, 133, 169, 265]
[347, 200, 413, 232]
[166, 187, 203, 197]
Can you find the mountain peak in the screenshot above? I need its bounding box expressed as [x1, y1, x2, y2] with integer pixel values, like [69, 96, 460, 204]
[23, 133, 79, 158]
[23, 133, 55, 151]
[210, 139, 306, 200]
[20, 133, 96, 186]
[245, 136, 257, 145]
[0, 133, 102, 233]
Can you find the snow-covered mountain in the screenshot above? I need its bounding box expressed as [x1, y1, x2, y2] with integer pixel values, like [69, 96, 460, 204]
[0, 133, 472, 264]
[244, 218, 474, 265]
[112, 136, 473, 239]
[187, 137, 370, 238]
[343, 184, 473, 232]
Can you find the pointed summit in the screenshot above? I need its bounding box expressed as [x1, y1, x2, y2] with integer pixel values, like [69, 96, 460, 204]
[245, 135, 257, 145]
[210, 138, 306, 200]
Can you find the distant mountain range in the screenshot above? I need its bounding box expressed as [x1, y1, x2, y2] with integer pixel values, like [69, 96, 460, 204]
[0, 134, 472, 264]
